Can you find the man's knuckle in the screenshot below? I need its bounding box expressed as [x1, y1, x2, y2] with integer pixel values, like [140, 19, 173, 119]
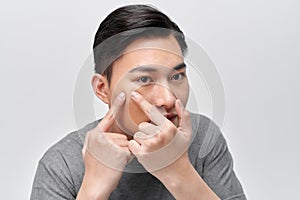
[155, 134, 164, 143]
[164, 121, 176, 133]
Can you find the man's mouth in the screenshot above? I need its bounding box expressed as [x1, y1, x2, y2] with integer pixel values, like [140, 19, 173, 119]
[165, 114, 177, 123]
[147, 113, 178, 125]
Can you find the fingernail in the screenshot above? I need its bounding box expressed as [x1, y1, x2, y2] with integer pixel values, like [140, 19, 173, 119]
[131, 91, 138, 99]
[118, 92, 125, 101]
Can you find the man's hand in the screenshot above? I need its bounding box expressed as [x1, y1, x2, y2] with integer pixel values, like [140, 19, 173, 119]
[77, 92, 132, 200]
[128, 90, 192, 177]
[128, 91, 220, 200]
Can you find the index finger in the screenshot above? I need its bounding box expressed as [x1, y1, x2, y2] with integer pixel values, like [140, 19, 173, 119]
[130, 91, 166, 125]
[97, 92, 125, 132]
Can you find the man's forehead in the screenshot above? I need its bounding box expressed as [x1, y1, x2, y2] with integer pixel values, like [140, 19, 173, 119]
[112, 47, 184, 76]
[122, 36, 183, 57]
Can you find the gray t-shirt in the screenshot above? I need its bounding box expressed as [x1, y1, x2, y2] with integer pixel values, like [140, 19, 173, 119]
[30, 113, 246, 199]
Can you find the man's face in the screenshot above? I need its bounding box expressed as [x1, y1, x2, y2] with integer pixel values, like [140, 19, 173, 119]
[107, 35, 189, 135]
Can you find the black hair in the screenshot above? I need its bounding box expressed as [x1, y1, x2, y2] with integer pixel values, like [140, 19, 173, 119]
[93, 4, 188, 84]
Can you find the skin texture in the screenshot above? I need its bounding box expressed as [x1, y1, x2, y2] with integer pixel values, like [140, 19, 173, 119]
[77, 36, 220, 200]
[107, 35, 189, 135]
[110, 62, 189, 136]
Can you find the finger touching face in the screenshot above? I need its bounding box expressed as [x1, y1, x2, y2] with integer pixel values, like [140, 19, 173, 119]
[109, 36, 189, 135]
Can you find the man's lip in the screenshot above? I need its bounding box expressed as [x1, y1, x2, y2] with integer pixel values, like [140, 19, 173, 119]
[146, 113, 177, 123]
[164, 113, 177, 121]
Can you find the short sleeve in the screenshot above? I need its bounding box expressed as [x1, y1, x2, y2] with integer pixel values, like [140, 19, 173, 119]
[30, 149, 76, 200]
[201, 132, 247, 200]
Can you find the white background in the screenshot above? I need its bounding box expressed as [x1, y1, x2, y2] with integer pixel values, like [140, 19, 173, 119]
[1, 0, 299, 199]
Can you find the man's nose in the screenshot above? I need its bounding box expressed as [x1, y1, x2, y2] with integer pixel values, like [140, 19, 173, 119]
[152, 84, 176, 110]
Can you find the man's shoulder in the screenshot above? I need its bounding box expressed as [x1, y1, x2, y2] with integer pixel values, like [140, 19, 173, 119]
[190, 113, 221, 143]
[189, 113, 225, 159]
[39, 120, 99, 165]
[32, 120, 100, 196]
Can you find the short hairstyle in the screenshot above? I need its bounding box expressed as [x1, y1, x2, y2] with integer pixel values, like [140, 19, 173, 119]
[93, 4, 188, 84]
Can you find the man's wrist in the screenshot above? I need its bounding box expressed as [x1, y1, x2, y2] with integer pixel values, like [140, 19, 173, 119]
[77, 186, 110, 200]
[152, 154, 220, 200]
[153, 153, 193, 189]
[77, 173, 113, 200]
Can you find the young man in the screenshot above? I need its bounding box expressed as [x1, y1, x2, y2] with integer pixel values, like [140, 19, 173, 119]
[31, 4, 246, 200]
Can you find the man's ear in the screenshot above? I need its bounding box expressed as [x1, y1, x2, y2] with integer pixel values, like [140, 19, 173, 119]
[91, 74, 110, 104]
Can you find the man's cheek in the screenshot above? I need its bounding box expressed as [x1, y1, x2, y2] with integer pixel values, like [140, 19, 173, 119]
[171, 83, 189, 107]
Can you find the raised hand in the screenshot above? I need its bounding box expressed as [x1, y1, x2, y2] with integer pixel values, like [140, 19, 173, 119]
[128, 91, 192, 175]
[77, 92, 132, 200]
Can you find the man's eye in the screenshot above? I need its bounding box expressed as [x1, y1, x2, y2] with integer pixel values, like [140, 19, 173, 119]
[171, 73, 185, 81]
[138, 76, 153, 83]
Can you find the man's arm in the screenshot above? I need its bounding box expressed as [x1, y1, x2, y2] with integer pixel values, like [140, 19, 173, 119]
[31, 92, 131, 200]
[154, 151, 220, 200]
[128, 91, 220, 199]
[157, 132, 247, 200]
[76, 91, 132, 200]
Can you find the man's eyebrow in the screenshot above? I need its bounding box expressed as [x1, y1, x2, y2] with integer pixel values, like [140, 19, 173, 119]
[128, 66, 158, 73]
[128, 62, 186, 73]
[173, 62, 186, 70]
